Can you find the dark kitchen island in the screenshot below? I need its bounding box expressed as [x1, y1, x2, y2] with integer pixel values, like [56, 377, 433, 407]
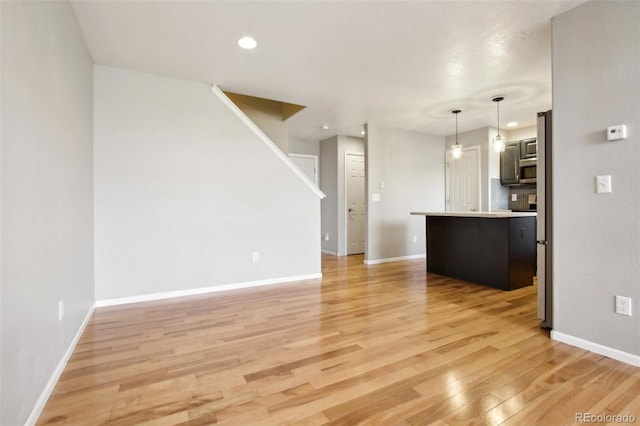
[411, 212, 537, 291]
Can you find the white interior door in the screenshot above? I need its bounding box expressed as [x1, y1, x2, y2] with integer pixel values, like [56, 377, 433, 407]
[446, 146, 480, 212]
[288, 154, 318, 186]
[346, 153, 365, 255]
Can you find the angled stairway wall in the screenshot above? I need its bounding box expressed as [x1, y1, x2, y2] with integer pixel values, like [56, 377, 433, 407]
[223, 91, 305, 155]
[94, 66, 324, 303]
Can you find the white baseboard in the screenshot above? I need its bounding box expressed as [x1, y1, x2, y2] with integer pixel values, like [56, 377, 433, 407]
[364, 253, 426, 265]
[26, 303, 96, 426]
[95, 273, 323, 307]
[551, 330, 640, 367]
[321, 250, 339, 256]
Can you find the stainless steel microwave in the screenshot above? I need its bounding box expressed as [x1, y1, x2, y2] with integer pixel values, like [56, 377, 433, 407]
[519, 157, 537, 183]
[518, 138, 537, 183]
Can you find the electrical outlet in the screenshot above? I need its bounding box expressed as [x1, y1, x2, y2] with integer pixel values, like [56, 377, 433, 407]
[324, 233, 330, 241]
[512, 194, 518, 202]
[413, 235, 417, 243]
[615, 295, 632, 316]
[58, 299, 64, 322]
[252, 252, 260, 262]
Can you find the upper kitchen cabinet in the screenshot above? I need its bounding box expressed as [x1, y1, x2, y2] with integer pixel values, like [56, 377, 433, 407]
[520, 138, 537, 159]
[500, 141, 520, 185]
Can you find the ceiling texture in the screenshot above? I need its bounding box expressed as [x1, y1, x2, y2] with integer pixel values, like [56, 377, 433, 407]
[70, 0, 583, 140]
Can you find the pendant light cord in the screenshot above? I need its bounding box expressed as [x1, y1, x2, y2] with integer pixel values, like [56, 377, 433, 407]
[450, 110, 463, 158]
[496, 99, 501, 137]
[451, 109, 461, 147]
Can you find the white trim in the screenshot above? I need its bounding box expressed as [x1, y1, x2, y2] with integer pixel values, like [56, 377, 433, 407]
[26, 304, 96, 426]
[364, 254, 426, 265]
[288, 153, 319, 186]
[211, 85, 325, 199]
[551, 330, 640, 368]
[96, 273, 322, 308]
[321, 249, 340, 256]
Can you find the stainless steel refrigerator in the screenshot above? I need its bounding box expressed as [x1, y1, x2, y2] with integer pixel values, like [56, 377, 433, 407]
[537, 110, 553, 328]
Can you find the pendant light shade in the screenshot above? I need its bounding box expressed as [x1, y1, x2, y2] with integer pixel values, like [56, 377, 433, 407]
[451, 109, 462, 159]
[492, 96, 506, 153]
[494, 134, 505, 153]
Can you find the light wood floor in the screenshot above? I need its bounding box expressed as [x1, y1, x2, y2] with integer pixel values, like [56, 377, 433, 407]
[38, 254, 640, 425]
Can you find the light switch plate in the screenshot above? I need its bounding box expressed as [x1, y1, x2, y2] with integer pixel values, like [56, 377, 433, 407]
[596, 175, 612, 193]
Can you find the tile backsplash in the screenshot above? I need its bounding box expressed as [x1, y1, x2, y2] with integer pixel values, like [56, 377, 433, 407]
[491, 178, 509, 210]
[509, 185, 537, 210]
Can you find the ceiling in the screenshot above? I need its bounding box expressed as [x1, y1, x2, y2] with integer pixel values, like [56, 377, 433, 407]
[70, 0, 583, 140]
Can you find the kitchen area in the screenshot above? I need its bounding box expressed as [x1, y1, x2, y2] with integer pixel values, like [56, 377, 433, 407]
[500, 136, 538, 212]
[413, 109, 552, 327]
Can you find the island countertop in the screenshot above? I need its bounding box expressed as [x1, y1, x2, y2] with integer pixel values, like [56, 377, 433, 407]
[411, 211, 537, 218]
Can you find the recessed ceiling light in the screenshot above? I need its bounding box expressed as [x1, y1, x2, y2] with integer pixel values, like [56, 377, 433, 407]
[361, 130, 366, 135]
[238, 36, 257, 49]
[507, 121, 518, 128]
[321, 125, 329, 130]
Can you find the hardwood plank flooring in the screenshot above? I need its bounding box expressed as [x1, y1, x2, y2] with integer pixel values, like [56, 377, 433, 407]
[37, 254, 640, 425]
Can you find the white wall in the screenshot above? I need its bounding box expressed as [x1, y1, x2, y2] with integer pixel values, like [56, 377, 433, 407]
[1, 2, 95, 424]
[251, 114, 289, 154]
[366, 125, 445, 262]
[0, 2, 4, 418]
[290, 136, 320, 157]
[552, 1, 640, 359]
[319, 135, 364, 255]
[0, 4, 4, 421]
[320, 136, 338, 253]
[94, 66, 322, 301]
[507, 125, 536, 142]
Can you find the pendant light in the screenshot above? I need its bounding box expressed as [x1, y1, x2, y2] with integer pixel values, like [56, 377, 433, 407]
[492, 96, 506, 153]
[451, 109, 462, 159]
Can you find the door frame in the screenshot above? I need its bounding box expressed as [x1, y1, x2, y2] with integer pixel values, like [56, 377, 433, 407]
[344, 151, 365, 255]
[537, 111, 553, 329]
[288, 153, 319, 186]
[445, 145, 481, 212]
